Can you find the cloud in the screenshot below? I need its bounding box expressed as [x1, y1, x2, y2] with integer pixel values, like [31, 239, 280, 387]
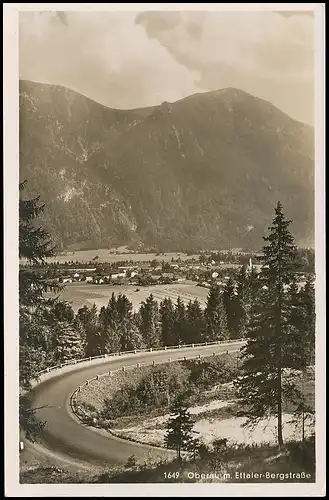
[19, 11, 314, 124]
[136, 11, 314, 124]
[19, 11, 201, 110]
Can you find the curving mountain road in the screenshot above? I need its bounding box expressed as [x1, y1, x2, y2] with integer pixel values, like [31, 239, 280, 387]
[27, 342, 244, 467]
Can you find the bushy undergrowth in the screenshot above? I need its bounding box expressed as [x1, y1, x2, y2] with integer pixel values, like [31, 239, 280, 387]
[99, 354, 239, 421]
[20, 436, 316, 484]
[95, 436, 316, 484]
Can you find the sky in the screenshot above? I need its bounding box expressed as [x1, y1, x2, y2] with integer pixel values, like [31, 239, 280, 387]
[19, 9, 315, 125]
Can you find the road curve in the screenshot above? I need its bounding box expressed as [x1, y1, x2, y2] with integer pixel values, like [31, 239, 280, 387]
[28, 342, 244, 467]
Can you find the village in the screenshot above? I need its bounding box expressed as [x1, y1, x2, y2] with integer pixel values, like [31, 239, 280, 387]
[20, 245, 313, 295]
[32, 255, 263, 291]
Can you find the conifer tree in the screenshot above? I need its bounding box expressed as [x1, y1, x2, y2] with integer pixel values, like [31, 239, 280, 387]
[77, 304, 102, 357]
[236, 265, 253, 336]
[19, 181, 63, 383]
[160, 297, 176, 346]
[98, 294, 122, 353]
[222, 277, 241, 338]
[236, 264, 248, 308]
[116, 294, 144, 352]
[50, 300, 75, 324]
[164, 393, 195, 459]
[19, 181, 60, 311]
[174, 297, 187, 345]
[139, 294, 161, 348]
[286, 275, 316, 440]
[98, 293, 139, 354]
[53, 322, 85, 362]
[19, 181, 62, 441]
[284, 277, 306, 369]
[185, 299, 206, 344]
[248, 265, 261, 297]
[19, 315, 51, 389]
[236, 264, 261, 337]
[204, 284, 228, 341]
[235, 202, 299, 448]
[298, 276, 316, 365]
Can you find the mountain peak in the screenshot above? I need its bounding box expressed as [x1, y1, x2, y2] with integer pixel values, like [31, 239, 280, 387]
[180, 87, 269, 107]
[19, 80, 314, 251]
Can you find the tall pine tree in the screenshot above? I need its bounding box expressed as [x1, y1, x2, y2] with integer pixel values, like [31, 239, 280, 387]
[77, 304, 102, 357]
[222, 278, 241, 338]
[174, 297, 187, 345]
[116, 294, 144, 352]
[139, 294, 161, 348]
[235, 264, 260, 337]
[164, 393, 195, 459]
[298, 276, 316, 365]
[98, 294, 122, 353]
[53, 322, 85, 363]
[19, 181, 61, 441]
[235, 202, 299, 448]
[185, 299, 206, 344]
[286, 275, 316, 439]
[19, 181, 59, 312]
[204, 284, 228, 341]
[160, 297, 177, 346]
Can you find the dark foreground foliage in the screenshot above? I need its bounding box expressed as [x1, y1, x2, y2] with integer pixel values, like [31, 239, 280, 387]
[20, 436, 315, 484]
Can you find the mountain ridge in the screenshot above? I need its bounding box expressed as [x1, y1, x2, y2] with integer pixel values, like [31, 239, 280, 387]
[19, 79, 314, 251]
[20, 79, 313, 127]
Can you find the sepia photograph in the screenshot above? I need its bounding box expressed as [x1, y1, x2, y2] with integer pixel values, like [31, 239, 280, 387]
[4, 3, 325, 497]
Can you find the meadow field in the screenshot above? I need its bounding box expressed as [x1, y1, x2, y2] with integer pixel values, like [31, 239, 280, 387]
[56, 282, 209, 312]
[45, 248, 200, 264]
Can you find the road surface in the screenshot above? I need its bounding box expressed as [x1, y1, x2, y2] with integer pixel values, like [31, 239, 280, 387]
[27, 342, 244, 467]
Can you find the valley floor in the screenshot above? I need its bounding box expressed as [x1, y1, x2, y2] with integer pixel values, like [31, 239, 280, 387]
[53, 281, 209, 312]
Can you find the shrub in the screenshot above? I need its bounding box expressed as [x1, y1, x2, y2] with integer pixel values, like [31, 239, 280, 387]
[198, 442, 211, 459]
[135, 364, 189, 408]
[102, 384, 140, 419]
[212, 437, 228, 454]
[285, 435, 315, 472]
[187, 356, 239, 390]
[102, 364, 190, 420]
[125, 454, 137, 468]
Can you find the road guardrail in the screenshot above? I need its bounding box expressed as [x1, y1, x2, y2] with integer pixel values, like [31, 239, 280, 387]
[69, 346, 242, 424]
[36, 338, 245, 379]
